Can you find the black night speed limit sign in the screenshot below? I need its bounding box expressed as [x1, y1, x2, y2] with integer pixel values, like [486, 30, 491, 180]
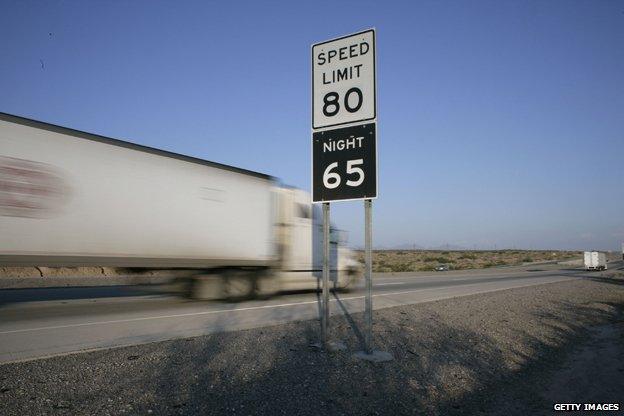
[313, 123, 377, 202]
[312, 29, 377, 203]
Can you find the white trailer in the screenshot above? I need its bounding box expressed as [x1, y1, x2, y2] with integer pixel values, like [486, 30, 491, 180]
[584, 251, 607, 271]
[0, 113, 360, 297]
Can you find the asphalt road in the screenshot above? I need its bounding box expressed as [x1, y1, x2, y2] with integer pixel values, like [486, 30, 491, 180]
[0, 263, 602, 363]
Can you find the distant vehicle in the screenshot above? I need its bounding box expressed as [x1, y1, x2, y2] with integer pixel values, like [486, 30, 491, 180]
[435, 264, 449, 271]
[584, 251, 607, 271]
[0, 112, 361, 299]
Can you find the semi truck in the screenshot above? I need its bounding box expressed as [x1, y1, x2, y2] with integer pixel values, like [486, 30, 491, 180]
[583, 251, 607, 271]
[0, 112, 360, 298]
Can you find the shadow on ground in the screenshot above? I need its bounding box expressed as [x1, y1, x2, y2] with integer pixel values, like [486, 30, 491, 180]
[122, 279, 624, 414]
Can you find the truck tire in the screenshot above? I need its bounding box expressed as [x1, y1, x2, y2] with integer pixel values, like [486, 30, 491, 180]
[190, 273, 226, 300]
[225, 269, 256, 300]
[256, 270, 280, 298]
[334, 267, 358, 292]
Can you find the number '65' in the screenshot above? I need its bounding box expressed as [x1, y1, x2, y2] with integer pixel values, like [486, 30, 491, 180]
[323, 159, 364, 189]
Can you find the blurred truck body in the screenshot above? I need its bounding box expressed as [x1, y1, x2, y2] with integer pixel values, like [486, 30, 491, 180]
[0, 112, 360, 298]
[583, 251, 607, 271]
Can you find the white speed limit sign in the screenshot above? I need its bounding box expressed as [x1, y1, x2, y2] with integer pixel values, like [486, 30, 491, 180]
[312, 29, 376, 130]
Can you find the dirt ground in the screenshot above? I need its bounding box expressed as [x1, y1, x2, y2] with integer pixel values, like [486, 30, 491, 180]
[355, 250, 582, 273]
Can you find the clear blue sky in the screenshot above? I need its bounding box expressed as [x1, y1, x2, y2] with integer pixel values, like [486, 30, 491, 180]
[2, 1, 622, 250]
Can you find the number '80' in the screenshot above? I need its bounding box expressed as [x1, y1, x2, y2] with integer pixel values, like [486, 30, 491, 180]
[322, 88, 363, 117]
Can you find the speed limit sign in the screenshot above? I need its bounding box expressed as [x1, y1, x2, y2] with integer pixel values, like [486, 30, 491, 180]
[312, 29, 376, 129]
[312, 122, 377, 202]
[312, 29, 377, 203]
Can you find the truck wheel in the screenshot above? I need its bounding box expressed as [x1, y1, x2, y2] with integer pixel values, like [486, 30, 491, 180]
[334, 267, 358, 292]
[256, 271, 280, 298]
[163, 276, 193, 295]
[190, 274, 226, 300]
[224, 270, 255, 300]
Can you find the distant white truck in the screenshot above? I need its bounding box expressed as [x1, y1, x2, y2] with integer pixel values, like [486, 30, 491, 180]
[0, 112, 361, 298]
[583, 251, 607, 271]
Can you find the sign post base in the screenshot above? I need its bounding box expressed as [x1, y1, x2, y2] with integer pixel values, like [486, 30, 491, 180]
[310, 340, 347, 352]
[353, 350, 393, 363]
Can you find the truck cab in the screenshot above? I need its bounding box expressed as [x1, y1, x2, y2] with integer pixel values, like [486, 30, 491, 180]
[275, 187, 360, 291]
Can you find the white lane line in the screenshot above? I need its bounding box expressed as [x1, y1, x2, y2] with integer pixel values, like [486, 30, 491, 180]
[374, 282, 406, 286]
[0, 299, 321, 335]
[0, 276, 577, 335]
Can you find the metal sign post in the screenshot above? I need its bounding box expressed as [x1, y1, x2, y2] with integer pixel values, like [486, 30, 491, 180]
[353, 198, 392, 362]
[321, 202, 330, 347]
[315, 201, 345, 352]
[364, 199, 373, 354]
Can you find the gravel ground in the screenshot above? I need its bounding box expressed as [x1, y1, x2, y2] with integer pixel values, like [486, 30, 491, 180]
[1, 276, 623, 415]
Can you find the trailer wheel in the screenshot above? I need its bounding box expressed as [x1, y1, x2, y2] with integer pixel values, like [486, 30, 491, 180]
[225, 270, 256, 300]
[190, 274, 226, 300]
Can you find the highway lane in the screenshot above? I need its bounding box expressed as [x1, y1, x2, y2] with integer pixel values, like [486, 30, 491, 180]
[0, 264, 601, 363]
